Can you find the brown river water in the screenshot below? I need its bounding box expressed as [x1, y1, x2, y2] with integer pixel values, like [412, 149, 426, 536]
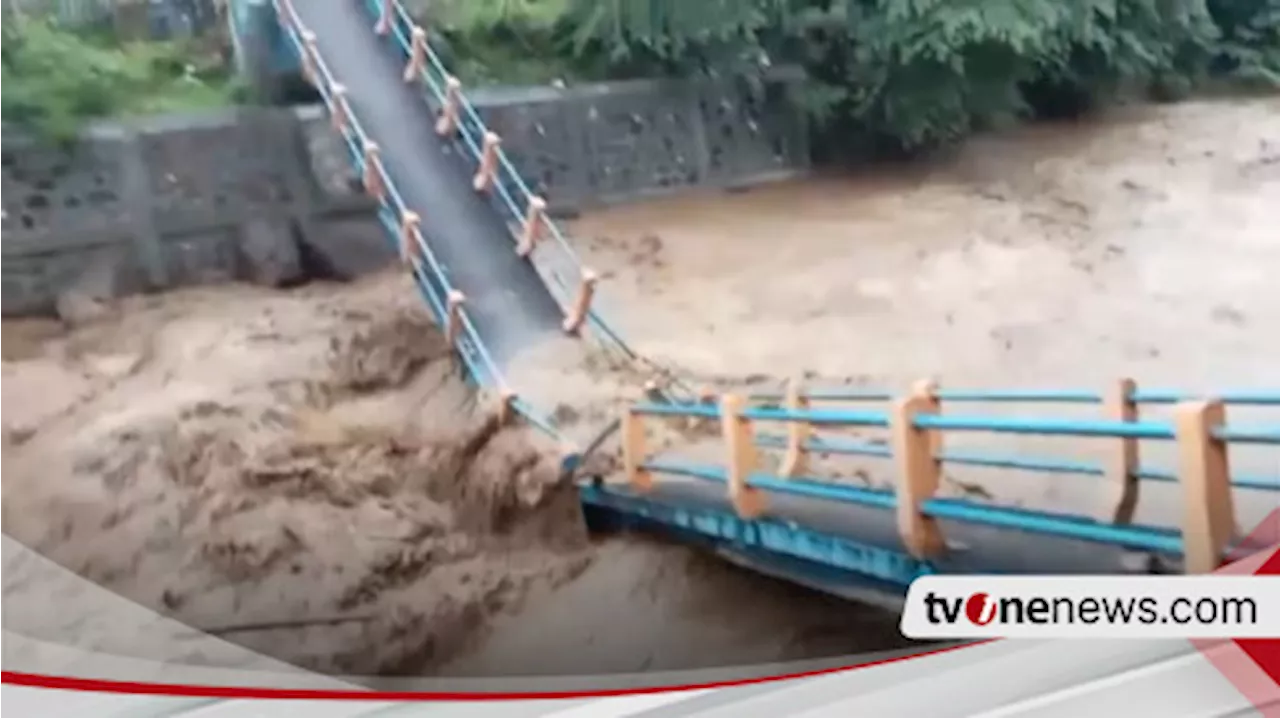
[2, 96, 1276, 677]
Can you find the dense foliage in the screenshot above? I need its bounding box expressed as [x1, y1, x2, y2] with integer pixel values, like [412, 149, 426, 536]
[1, 18, 241, 142]
[5, 1, 1274, 152]
[429, 0, 1278, 155]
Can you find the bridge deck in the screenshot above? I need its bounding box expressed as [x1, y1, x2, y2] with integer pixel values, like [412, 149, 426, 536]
[582, 475, 1177, 600]
[291, 0, 562, 365]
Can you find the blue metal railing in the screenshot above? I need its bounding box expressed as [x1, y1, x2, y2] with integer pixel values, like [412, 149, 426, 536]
[644, 460, 1186, 555]
[366, 0, 642, 366]
[271, 0, 559, 438]
[624, 388, 1278, 560]
[746, 387, 1280, 406]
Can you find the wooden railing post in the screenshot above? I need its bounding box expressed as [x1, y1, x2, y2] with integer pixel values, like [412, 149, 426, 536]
[562, 269, 598, 336]
[473, 132, 501, 193]
[374, 0, 393, 35]
[300, 30, 318, 86]
[780, 377, 810, 478]
[621, 410, 651, 492]
[404, 26, 428, 82]
[1106, 378, 1140, 525]
[330, 84, 350, 134]
[891, 393, 945, 559]
[361, 141, 384, 200]
[722, 394, 766, 518]
[399, 211, 421, 264]
[913, 379, 942, 456]
[517, 196, 547, 257]
[444, 290, 465, 346]
[435, 76, 462, 136]
[1175, 399, 1236, 574]
[496, 388, 515, 425]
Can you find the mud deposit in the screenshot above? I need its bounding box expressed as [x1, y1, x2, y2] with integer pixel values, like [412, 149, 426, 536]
[1, 274, 907, 676]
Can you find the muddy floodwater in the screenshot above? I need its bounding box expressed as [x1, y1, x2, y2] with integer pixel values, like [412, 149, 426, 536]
[568, 96, 1280, 532]
[3, 96, 1277, 677]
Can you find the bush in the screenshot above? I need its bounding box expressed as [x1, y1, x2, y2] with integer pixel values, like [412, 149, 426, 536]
[1, 19, 240, 143]
[557, 0, 1275, 155]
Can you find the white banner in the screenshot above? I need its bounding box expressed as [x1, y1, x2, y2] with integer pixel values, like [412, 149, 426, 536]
[900, 575, 1280, 639]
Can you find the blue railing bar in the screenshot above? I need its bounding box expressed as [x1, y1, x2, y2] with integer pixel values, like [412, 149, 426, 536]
[1131, 390, 1280, 406]
[912, 415, 1176, 439]
[641, 460, 1183, 553]
[938, 448, 1101, 476]
[510, 396, 561, 439]
[751, 432, 1277, 488]
[1212, 425, 1280, 444]
[632, 402, 720, 418]
[921, 498, 1184, 554]
[754, 432, 893, 459]
[937, 389, 1102, 403]
[1135, 466, 1279, 492]
[743, 388, 1280, 406]
[641, 461, 899, 511]
[743, 406, 892, 426]
[748, 389, 894, 402]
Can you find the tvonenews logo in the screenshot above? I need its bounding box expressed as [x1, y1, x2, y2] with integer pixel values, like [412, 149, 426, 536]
[900, 576, 1280, 639]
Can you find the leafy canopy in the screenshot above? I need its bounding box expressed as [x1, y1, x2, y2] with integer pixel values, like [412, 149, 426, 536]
[1, 18, 241, 142]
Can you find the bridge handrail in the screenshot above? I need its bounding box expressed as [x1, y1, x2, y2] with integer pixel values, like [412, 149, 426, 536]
[749, 432, 1277, 492]
[744, 387, 1280, 405]
[371, 0, 640, 362]
[620, 385, 1277, 574]
[642, 460, 1187, 555]
[274, 0, 548, 430]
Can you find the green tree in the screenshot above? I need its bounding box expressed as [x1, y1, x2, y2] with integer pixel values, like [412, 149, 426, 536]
[2, 18, 240, 143]
[557, 0, 1264, 154]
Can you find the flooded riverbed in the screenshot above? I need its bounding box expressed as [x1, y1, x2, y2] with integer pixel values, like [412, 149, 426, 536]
[3, 96, 1276, 678]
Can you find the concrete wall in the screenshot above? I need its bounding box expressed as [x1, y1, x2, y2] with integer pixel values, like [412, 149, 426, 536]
[3, 75, 808, 317]
[467, 72, 809, 212]
[2, 106, 384, 317]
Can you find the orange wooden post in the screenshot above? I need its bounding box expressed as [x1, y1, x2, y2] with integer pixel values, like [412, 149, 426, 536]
[1106, 378, 1141, 525]
[890, 393, 946, 559]
[621, 409, 652, 492]
[330, 84, 350, 134]
[912, 379, 942, 456]
[399, 211, 421, 264]
[473, 132, 501, 193]
[562, 269, 598, 335]
[300, 30, 318, 86]
[404, 26, 428, 82]
[374, 0, 393, 35]
[517, 196, 547, 257]
[721, 394, 766, 518]
[361, 141, 384, 200]
[444, 290, 465, 346]
[435, 76, 462, 136]
[496, 388, 515, 424]
[1174, 400, 1236, 574]
[780, 377, 811, 478]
